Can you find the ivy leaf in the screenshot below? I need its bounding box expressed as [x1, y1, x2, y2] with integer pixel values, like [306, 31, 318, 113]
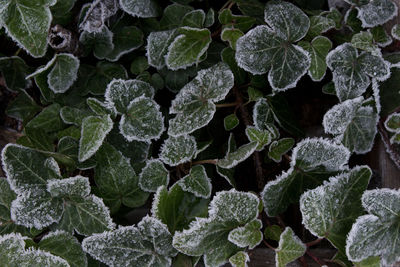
[262, 138, 350, 216]
[95, 143, 149, 212]
[346, 189, 400, 266]
[0, 233, 69, 267]
[268, 138, 295, 163]
[307, 15, 337, 38]
[235, 1, 310, 91]
[152, 184, 209, 233]
[168, 62, 234, 136]
[264, 225, 282, 242]
[204, 8, 215, 27]
[119, 96, 165, 142]
[105, 79, 154, 114]
[173, 190, 260, 267]
[138, 159, 169, 193]
[105, 26, 143, 62]
[159, 135, 197, 166]
[384, 113, 400, 133]
[0, 0, 54, 57]
[224, 114, 239, 131]
[147, 29, 178, 69]
[217, 141, 258, 169]
[349, 0, 398, 28]
[60, 106, 88, 127]
[1, 144, 61, 194]
[392, 24, 400, 41]
[326, 43, 390, 101]
[78, 115, 113, 162]
[229, 251, 249, 267]
[26, 103, 64, 133]
[119, 0, 161, 18]
[166, 27, 211, 70]
[218, 9, 256, 32]
[228, 219, 262, 249]
[351, 31, 377, 52]
[370, 26, 392, 47]
[159, 3, 193, 30]
[300, 166, 372, 258]
[323, 97, 379, 154]
[182, 9, 205, 28]
[6, 90, 41, 123]
[221, 28, 243, 50]
[38, 231, 88, 267]
[82, 216, 177, 267]
[253, 98, 274, 130]
[275, 227, 306, 267]
[298, 36, 332, 82]
[79, 0, 118, 33]
[178, 165, 212, 198]
[0, 56, 32, 92]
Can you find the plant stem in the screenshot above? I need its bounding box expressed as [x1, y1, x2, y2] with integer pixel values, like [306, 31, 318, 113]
[306, 250, 325, 266]
[192, 159, 218, 165]
[215, 102, 239, 108]
[262, 239, 275, 250]
[14, 48, 21, 56]
[306, 238, 323, 247]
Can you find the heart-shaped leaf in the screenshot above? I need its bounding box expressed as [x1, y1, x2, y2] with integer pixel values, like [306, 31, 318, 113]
[0, 56, 32, 92]
[275, 227, 306, 267]
[139, 159, 169, 193]
[178, 165, 212, 198]
[159, 135, 197, 166]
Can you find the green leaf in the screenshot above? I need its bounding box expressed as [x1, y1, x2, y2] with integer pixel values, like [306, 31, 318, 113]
[0, 233, 69, 267]
[392, 24, 400, 40]
[300, 166, 371, 258]
[6, 90, 40, 122]
[166, 27, 211, 70]
[253, 98, 274, 130]
[326, 43, 390, 101]
[1, 0, 53, 57]
[159, 3, 193, 30]
[384, 113, 400, 132]
[353, 0, 397, 28]
[354, 257, 381, 267]
[221, 28, 243, 50]
[120, 96, 165, 142]
[275, 227, 306, 267]
[173, 190, 260, 267]
[307, 15, 336, 38]
[224, 114, 239, 131]
[323, 97, 379, 154]
[152, 184, 209, 233]
[298, 36, 332, 82]
[86, 98, 113, 116]
[60, 106, 88, 126]
[79, 0, 118, 33]
[268, 138, 295, 163]
[1, 144, 61, 193]
[78, 115, 113, 162]
[245, 126, 273, 151]
[82, 216, 177, 266]
[221, 47, 247, 85]
[0, 56, 32, 92]
[95, 143, 148, 211]
[346, 188, 400, 266]
[120, 0, 161, 18]
[47, 175, 91, 198]
[24, 127, 55, 152]
[130, 56, 149, 75]
[178, 165, 212, 199]
[107, 26, 143, 62]
[182, 9, 205, 28]
[235, 1, 310, 91]
[217, 141, 257, 169]
[38, 231, 87, 267]
[351, 31, 377, 52]
[168, 62, 234, 136]
[159, 135, 197, 166]
[147, 30, 178, 69]
[370, 26, 392, 47]
[218, 9, 256, 32]
[139, 159, 169, 193]
[228, 219, 262, 249]
[204, 8, 215, 27]
[229, 251, 249, 267]
[26, 103, 64, 133]
[264, 225, 282, 242]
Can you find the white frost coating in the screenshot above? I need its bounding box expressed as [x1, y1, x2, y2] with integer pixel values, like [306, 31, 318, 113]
[229, 251, 250, 267]
[275, 227, 306, 267]
[291, 137, 350, 171]
[47, 53, 80, 94]
[146, 30, 176, 69]
[119, 0, 160, 18]
[150, 185, 166, 219]
[227, 219, 262, 249]
[356, 0, 398, 28]
[119, 96, 165, 142]
[217, 142, 258, 169]
[159, 135, 197, 166]
[47, 175, 91, 198]
[26, 55, 58, 80]
[384, 113, 400, 133]
[323, 97, 364, 135]
[80, 0, 119, 33]
[372, 79, 382, 114]
[178, 165, 212, 198]
[361, 188, 400, 219]
[138, 159, 170, 193]
[392, 24, 400, 40]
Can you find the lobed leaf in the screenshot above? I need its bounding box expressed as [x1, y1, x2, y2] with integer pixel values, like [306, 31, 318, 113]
[178, 165, 212, 199]
[139, 159, 169, 193]
[275, 227, 306, 267]
[159, 135, 197, 166]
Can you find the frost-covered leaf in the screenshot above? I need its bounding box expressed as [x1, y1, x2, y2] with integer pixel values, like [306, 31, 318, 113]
[326, 43, 391, 101]
[147, 29, 177, 69]
[0, 233, 69, 267]
[119, 96, 164, 142]
[1, 0, 53, 57]
[182, 9, 205, 28]
[26, 103, 64, 133]
[166, 27, 211, 70]
[355, 0, 398, 28]
[228, 219, 262, 249]
[38, 231, 87, 267]
[275, 227, 306, 267]
[105, 26, 143, 62]
[159, 3, 193, 30]
[218, 9, 256, 32]
[217, 141, 257, 169]
[299, 36, 332, 82]
[1, 144, 61, 193]
[323, 97, 379, 154]
[47, 176, 90, 198]
[105, 79, 154, 114]
[268, 138, 295, 163]
[173, 190, 260, 267]
[384, 113, 400, 132]
[300, 166, 371, 258]
[392, 24, 400, 40]
[351, 31, 377, 52]
[346, 188, 400, 266]
[82, 216, 176, 267]
[262, 137, 350, 216]
[229, 251, 249, 267]
[139, 159, 169, 193]
[264, 225, 282, 242]
[152, 184, 209, 233]
[95, 143, 148, 211]
[60, 106, 88, 126]
[204, 8, 215, 27]
[308, 15, 336, 38]
[253, 98, 274, 130]
[159, 135, 197, 166]
[79, 0, 118, 32]
[0, 56, 32, 92]
[86, 98, 114, 116]
[235, 1, 310, 91]
[168, 62, 234, 136]
[221, 28, 243, 50]
[245, 126, 273, 151]
[78, 115, 113, 162]
[119, 0, 160, 18]
[370, 26, 392, 47]
[224, 114, 239, 131]
[178, 165, 212, 198]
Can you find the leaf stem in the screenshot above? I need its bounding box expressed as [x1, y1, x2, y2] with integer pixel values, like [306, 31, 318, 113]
[14, 48, 21, 56]
[262, 239, 275, 250]
[306, 238, 323, 247]
[192, 159, 218, 165]
[215, 102, 239, 108]
[306, 250, 325, 266]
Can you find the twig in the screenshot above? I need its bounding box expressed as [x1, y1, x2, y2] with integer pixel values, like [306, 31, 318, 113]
[298, 256, 309, 267]
[306, 238, 323, 247]
[215, 102, 239, 108]
[306, 250, 326, 266]
[192, 159, 218, 165]
[262, 240, 275, 250]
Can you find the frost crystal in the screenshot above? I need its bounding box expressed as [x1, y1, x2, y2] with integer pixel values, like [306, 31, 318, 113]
[146, 30, 177, 69]
[229, 251, 249, 267]
[139, 159, 169, 193]
[356, 0, 398, 28]
[275, 227, 306, 267]
[119, 0, 160, 18]
[228, 219, 263, 249]
[178, 165, 212, 198]
[217, 142, 258, 169]
[79, 0, 119, 33]
[159, 135, 197, 166]
[47, 176, 91, 198]
[82, 216, 176, 267]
